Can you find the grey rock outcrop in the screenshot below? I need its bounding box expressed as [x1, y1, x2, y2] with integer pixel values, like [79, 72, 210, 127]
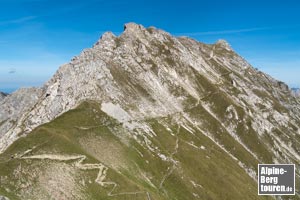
[0, 88, 42, 149]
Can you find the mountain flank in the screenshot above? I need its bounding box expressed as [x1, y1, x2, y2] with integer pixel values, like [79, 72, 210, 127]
[0, 23, 299, 200]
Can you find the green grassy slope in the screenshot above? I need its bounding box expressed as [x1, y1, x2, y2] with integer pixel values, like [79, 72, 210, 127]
[0, 101, 273, 199]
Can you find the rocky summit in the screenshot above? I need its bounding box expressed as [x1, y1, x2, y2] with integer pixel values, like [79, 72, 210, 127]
[0, 23, 300, 200]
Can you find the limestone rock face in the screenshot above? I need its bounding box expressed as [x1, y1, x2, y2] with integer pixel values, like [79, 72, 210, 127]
[0, 88, 42, 149]
[0, 22, 300, 171]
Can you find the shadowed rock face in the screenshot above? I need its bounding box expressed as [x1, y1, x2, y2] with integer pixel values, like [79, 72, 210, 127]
[0, 92, 7, 102]
[0, 23, 300, 199]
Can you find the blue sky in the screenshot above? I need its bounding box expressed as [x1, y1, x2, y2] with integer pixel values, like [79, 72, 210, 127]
[1, 0, 300, 93]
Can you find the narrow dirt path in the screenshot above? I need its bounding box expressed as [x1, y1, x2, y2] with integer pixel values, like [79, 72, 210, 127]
[159, 125, 180, 189]
[19, 149, 151, 198]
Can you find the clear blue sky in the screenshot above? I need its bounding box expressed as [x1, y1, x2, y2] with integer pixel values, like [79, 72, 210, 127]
[1, 0, 300, 93]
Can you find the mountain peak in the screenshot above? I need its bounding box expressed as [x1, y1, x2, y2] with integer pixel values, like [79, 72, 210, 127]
[123, 22, 145, 32]
[100, 31, 116, 40]
[94, 31, 116, 47]
[215, 39, 232, 51]
[1, 23, 300, 200]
